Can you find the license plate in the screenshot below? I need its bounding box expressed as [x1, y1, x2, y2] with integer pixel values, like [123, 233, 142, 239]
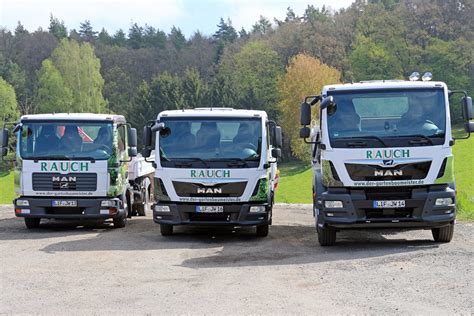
[52, 200, 77, 207]
[373, 200, 405, 208]
[195, 206, 224, 213]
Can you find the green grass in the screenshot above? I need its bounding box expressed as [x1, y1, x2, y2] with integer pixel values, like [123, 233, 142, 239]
[275, 161, 312, 204]
[0, 171, 15, 204]
[453, 137, 474, 220]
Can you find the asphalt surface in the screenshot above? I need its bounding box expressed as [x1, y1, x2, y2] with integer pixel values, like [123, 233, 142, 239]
[0, 204, 473, 314]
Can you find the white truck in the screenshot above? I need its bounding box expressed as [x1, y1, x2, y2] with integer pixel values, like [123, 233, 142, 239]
[142, 108, 282, 237]
[299, 74, 473, 245]
[1, 113, 154, 228]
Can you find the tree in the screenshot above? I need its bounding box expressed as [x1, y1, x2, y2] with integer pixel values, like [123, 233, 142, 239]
[0, 77, 20, 122]
[252, 16, 272, 35]
[148, 72, 184, 111]
[48, 14, 68, 40]
[349, 35, 403, 81]
[182, 68, 208, 108]
[213, 18, 238, 43]
[14, 22, 28, 36]
[51, 38, 106, 112]
[113, 29, 127, 46]
[168, 26, 186, 51]
[97, 28, 114, 46]
[78, 20, 97, 41]
[128, 23, 143, 49]
[35, 59, 72, 113]
[218, 40, 283, 118]
[277, 54, 340, 161]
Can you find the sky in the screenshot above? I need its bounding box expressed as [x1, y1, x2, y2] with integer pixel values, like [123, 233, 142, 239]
[0, 0, 355, 38]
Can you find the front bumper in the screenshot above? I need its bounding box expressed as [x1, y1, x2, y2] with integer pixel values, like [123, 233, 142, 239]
[317, 185, 456, 229]
[14, 197, 124, 220]
[153, 202, 271, 226]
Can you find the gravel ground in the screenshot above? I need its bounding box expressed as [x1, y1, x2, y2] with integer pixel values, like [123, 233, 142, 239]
[0, 204, 473, 314]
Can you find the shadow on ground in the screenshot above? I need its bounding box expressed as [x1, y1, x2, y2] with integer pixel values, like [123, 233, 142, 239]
[0, 215, 440, 268]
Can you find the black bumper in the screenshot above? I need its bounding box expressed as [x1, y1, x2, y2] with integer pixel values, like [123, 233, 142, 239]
[153, 202, 270, 226]
[317, 185, 456, 230]
[13, 197, 124, 220]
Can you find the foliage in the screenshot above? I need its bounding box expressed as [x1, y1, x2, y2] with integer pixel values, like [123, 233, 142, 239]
[36, 59, 72, 113]
[50, 39, 106, 113]
[218, 40, 283, 118]
[277, 54, 340, 161]
[0, 77, 20, 122]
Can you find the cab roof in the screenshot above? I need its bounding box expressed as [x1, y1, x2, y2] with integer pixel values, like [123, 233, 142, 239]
[322, 80, 448, 95]
[158, 108, 268, 119]
[20, 113, 126, 123]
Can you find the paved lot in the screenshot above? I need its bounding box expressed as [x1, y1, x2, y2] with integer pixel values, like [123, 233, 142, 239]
[0, 204, 473, 314]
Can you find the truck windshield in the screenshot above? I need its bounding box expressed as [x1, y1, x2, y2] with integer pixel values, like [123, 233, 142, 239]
[159, 117, 262, 168]
[327, 88, 446, 148]
[19, 121, 113, 160]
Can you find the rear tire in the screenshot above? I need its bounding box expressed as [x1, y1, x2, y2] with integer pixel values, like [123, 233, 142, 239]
[432, 223, 454, 242]
[136, 187, 150, 216]
[256, 224, 269, 237]
[24, 218, 40, 229]
[160, 224, 173, 236]
[318, 226, 336, 246]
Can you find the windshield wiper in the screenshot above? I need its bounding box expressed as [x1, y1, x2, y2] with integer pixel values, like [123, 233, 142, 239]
[28, 155, 73, 161]
[170, 157, 209, 168]
[336, 136, 388, 148]
[213, 158, 250, 167]
[394, 134, 434, 145]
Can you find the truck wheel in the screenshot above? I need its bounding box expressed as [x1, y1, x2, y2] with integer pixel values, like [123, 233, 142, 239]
[24, 218, 40, 229]
[256, 224, 269, 237]
[136, 187, 150, 216]
[113, 214, 127, 228]
[432, 223, 454, 242]
[318, 227, 336, 246]
[160, 224, 173, 236]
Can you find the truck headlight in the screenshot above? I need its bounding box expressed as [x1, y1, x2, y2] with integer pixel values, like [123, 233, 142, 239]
[101, 200, 117, 207]
[249, 206, 266, 213]
[16, 199, 29, 206]
[155, 205, 171, 213]
[324, 200, 344, 208]
[435, 198, 453, 206]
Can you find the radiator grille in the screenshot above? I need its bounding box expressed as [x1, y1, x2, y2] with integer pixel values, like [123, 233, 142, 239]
[32, 173, 97, 191]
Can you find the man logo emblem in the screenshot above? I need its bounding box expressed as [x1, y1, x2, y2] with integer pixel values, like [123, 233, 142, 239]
[383, 160, 395, 166]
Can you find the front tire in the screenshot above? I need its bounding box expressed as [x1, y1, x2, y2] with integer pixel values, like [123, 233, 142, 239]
[256, 224, 269, 237]
[318, 226, 336, 246]
[160, 224, 173, 236]
[24, 218, 40, 229]
[432, 223, 454, 242]
[113, 214, 127, 228]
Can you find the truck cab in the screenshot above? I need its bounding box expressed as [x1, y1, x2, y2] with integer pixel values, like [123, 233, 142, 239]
[300, 76, 473, 245]
[0, 113, 153, 229]
[143, 108, 282, 237]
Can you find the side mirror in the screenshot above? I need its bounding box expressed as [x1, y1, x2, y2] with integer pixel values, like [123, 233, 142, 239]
[300, 102, 311, 126]
[128, 147, 138, 157]
[143, 126, 152, 147]
[1, 128, 8, 157]
[466, 121, 474, 133]
[462, 96, 473, 120]
[271, 148, 281, 159]
[300, 127, 310, 138]
[273, 126, 282, 148]
[1, 128, 8, 148]
[128, 128, 137, 148]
